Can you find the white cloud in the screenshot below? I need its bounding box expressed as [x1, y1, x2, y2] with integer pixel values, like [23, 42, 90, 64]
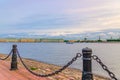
[11, 27, 106, 37]
[64, 0, 120, 32]
[7, 34, 16, 37]
[108, 32, 115, 35]
[99, 33, 106, 36]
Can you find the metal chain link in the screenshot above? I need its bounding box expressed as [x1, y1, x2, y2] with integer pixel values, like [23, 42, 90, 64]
[92, 55, 118, 80]
[17, 49, 82, 77]
[0, 50, 12, 60]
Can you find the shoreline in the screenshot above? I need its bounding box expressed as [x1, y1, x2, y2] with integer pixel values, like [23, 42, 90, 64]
[0, 42, 120, 43]
[0, 53, 110, 80]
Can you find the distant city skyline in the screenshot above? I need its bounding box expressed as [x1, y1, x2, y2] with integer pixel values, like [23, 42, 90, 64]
[0, 0, 120, 39]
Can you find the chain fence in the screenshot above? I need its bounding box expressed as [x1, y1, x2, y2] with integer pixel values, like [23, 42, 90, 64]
[0, 50, 12, 60]
[16, 49, 118, 79]
[1, 45, 118, 80]
[92, 55, 118, 80]
[17, 49, 82, 77]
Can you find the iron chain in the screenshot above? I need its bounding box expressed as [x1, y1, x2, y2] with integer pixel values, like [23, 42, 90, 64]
[92, 55, 118, 80]
[13, 47, 118, 79]
[17, 49, 82, 77]
[0, 50, 12, 60]
[1, 45, 118, 80]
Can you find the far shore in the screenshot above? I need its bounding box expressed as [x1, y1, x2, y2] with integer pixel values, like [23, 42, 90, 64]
[0, 53, 110, 80]
[0, 41, 120, 43]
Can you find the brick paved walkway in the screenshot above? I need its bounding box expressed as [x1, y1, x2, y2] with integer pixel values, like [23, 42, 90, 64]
[0, 60, 50, 80]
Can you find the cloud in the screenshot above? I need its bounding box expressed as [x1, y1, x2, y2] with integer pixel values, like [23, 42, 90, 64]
[12, 15, 80, 29]
[64, 0, 120, 31]
[0, 0, 120, 37]
[99, 33, 106, 36]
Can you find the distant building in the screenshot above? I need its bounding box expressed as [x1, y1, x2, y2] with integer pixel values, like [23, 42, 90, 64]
[19, 38, 35, 43]
[40, 38, 64, 43]
[35, 39, 42, 42]
[0, 38, 7, 42]
[0, 38, 64, 43]
[5, 38, 19, 42]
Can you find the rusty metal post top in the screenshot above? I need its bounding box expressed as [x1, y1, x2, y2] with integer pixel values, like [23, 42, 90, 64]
[82, 47, 92, 53]
[13, 44, 17, 48]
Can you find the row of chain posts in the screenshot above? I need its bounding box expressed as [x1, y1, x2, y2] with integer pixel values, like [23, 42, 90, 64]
[0, 45, 118, 80]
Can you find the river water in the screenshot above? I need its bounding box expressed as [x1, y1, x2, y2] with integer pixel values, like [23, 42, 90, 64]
[0, 43, 120, 79]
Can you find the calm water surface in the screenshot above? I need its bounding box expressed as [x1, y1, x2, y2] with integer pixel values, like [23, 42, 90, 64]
[0, 43, 120, 79]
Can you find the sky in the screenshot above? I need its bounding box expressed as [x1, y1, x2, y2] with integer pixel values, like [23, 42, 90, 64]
[0, 0, 120, 39]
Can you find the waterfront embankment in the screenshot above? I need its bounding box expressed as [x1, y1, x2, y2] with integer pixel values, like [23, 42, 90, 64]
[0, 53, 110, 80]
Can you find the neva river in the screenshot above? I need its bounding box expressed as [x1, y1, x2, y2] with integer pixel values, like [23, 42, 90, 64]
[0, 43, 120, 79]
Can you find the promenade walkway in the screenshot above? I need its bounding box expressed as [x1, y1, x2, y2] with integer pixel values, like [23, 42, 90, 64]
[0, 60, 49, 80]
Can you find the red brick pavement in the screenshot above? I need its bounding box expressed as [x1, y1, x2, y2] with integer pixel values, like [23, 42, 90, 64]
[0, 60, 50, 80]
